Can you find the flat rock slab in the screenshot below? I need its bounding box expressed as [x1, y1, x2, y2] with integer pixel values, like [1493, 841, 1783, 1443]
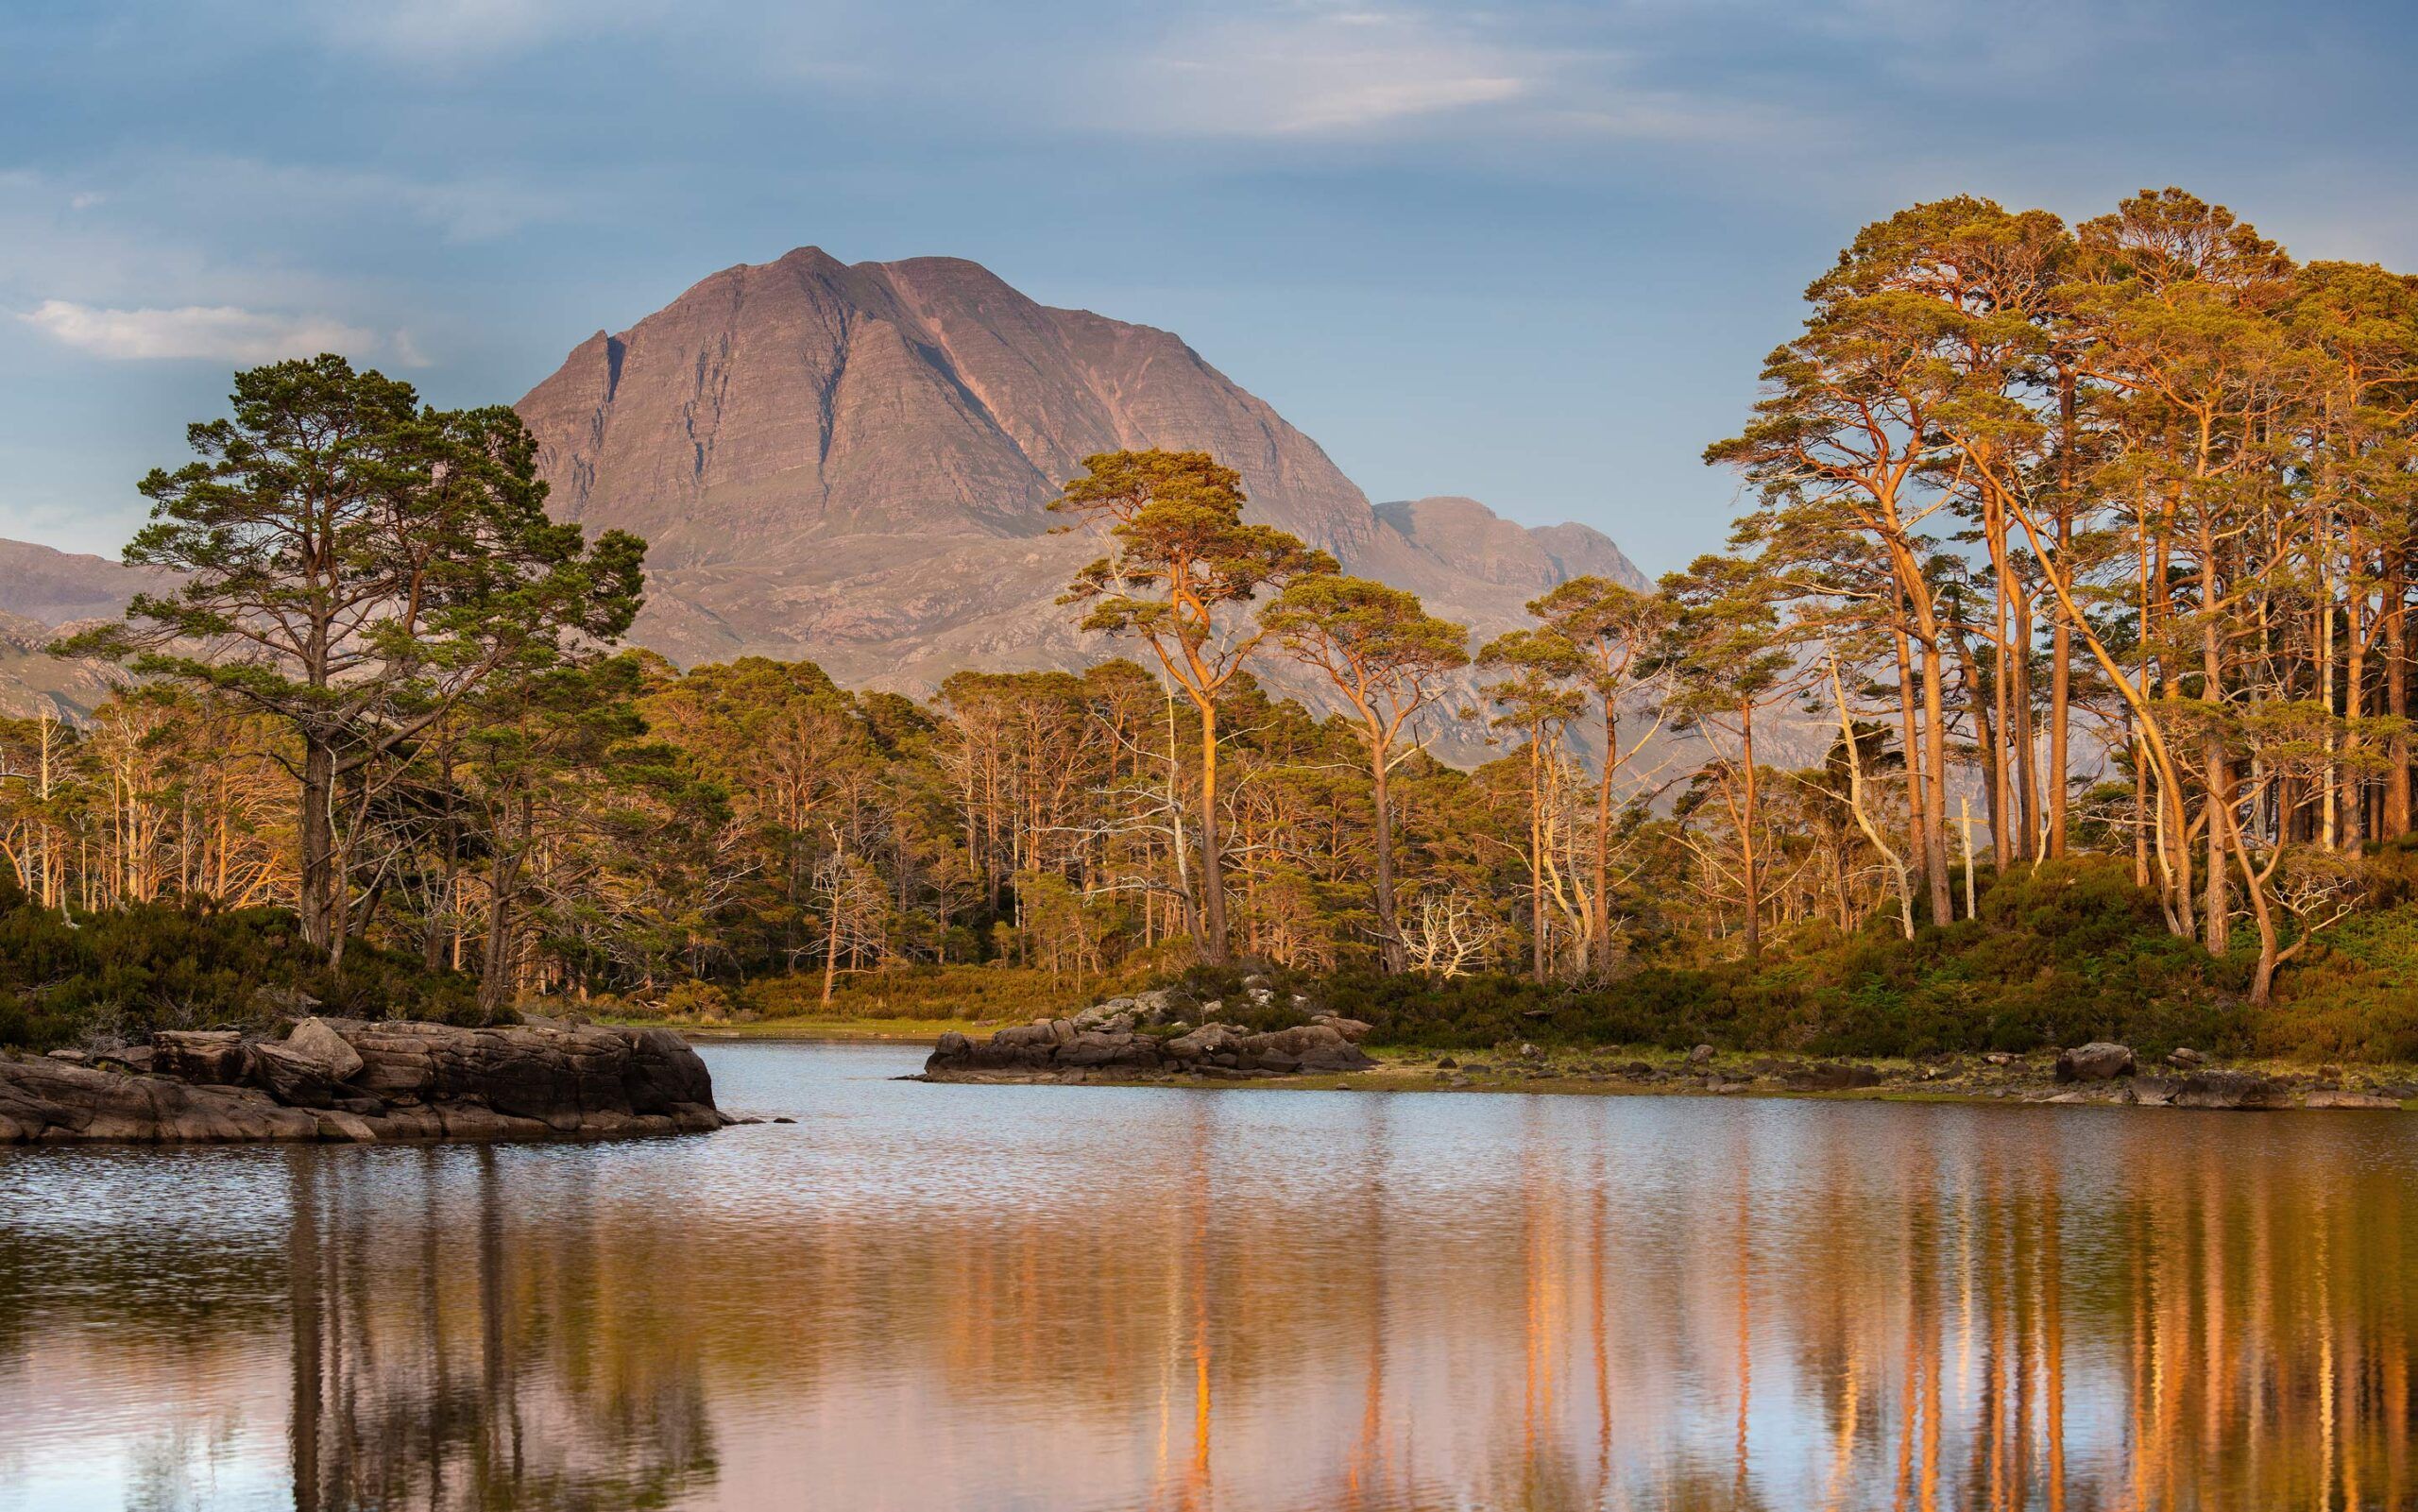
[0, 1017, 730, 1145]
[2305, 1090, 2403, 1110]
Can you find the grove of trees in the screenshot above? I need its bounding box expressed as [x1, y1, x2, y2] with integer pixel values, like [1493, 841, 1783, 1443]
[11, 188, 2418, 1026]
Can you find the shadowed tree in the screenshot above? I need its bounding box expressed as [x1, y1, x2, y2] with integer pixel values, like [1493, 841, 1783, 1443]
[1263, 575, 1470, 971]
[1052, 450, 1335, 964]
[454, 654, 656, 1017]
[60, 356, 645, 962]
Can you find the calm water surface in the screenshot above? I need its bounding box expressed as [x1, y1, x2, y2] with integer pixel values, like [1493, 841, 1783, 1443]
[3, 1042, 2416, 1510]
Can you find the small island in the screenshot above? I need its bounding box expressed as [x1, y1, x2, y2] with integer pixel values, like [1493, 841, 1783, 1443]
[0, 1015, 730, 1143]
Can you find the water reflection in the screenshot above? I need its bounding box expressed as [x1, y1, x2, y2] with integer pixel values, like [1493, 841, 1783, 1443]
[2, 1043, 2415, 1510]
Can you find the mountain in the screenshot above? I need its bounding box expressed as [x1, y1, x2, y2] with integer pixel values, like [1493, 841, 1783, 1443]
[517, 247, 1648, 692]
[0, 248, 1654, 737]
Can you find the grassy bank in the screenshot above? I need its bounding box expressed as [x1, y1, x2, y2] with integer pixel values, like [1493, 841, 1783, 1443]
[587, 963, 1137, 1041]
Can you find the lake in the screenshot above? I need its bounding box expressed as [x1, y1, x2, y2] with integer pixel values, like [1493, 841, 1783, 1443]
[2, 1040, 2414, 1510]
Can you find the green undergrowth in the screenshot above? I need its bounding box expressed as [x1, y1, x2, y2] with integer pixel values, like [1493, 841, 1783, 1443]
[1187, 860, 2418, 1064]
[0, 873, 482, 1051]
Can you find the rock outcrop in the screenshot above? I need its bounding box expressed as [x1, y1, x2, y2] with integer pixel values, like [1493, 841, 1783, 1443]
[922, 990, 1375, 1082]
[0, 1017, 730, 1143]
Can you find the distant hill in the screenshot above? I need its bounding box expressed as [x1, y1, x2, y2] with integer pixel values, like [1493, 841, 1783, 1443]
[0, 610, 123, 719]
[0, 541, 153, 717]
[0, 539, 153, 628]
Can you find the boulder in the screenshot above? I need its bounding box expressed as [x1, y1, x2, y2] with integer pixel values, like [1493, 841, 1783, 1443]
[1688, 1045, 1715, 1065]
[2166, 1046, 2208, 1068]
[248, 1041, 346, 1108]
[1236, 1023, 1373, 1073]
[285, 1017, 366, 1082]
[1069, 1003, 1136, 1034]
[2054, 1043, 2136, 1083]
[1166, 1023, 1243, 1060]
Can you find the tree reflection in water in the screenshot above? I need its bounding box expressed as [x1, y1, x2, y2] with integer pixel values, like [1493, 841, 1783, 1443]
[1, 1043, 2416, 1511]
[282, 1147, 719, 1512]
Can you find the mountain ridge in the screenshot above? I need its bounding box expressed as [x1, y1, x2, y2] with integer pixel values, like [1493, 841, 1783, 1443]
[516, 246, 1647, 688]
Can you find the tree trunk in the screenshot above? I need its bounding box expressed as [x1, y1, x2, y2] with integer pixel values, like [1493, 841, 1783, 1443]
[1919, 637, 1953, 927]
[478, 841, 523, 1020]
[1371, 752, 1403, 974]
[2047, 367, 2077, 858]
[1951, 629, 2005, 872]
[1529, 734, 1548, 982]
[2344, 585, 2368, 855]
[1894, 629, 1930, 913]
[1740, 703, 1762, 963]
[1593, 702, 1617, 976]
[2201, 545, 2231, 957]
[2391, 549, 2411, 838]
[1196, 698, 1231, 965]
[2010, 577, 2040, 860]
[822, 884, 843, 1008]
[299, 738, 339, 959]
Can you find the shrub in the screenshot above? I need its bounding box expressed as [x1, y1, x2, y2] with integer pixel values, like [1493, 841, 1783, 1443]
[1318, 859, 2284, 1059]
[0, 888, 480, 1050]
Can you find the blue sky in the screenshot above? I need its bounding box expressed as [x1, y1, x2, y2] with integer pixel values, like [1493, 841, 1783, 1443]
[1, 0, 2411, 571]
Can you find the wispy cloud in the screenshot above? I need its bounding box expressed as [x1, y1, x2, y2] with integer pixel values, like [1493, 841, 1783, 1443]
[19, 300, 383, 364]
[1122, 8, 1536, 137]
[1086, 4, 1804, 149]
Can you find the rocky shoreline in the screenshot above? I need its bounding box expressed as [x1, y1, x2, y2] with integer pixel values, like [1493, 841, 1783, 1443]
[923, 1002, 2409, 1111]
[0, 1016, 734, 1144]
[920, 987, 1375, 1082]
[1364, 1039, 2411, 1110]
